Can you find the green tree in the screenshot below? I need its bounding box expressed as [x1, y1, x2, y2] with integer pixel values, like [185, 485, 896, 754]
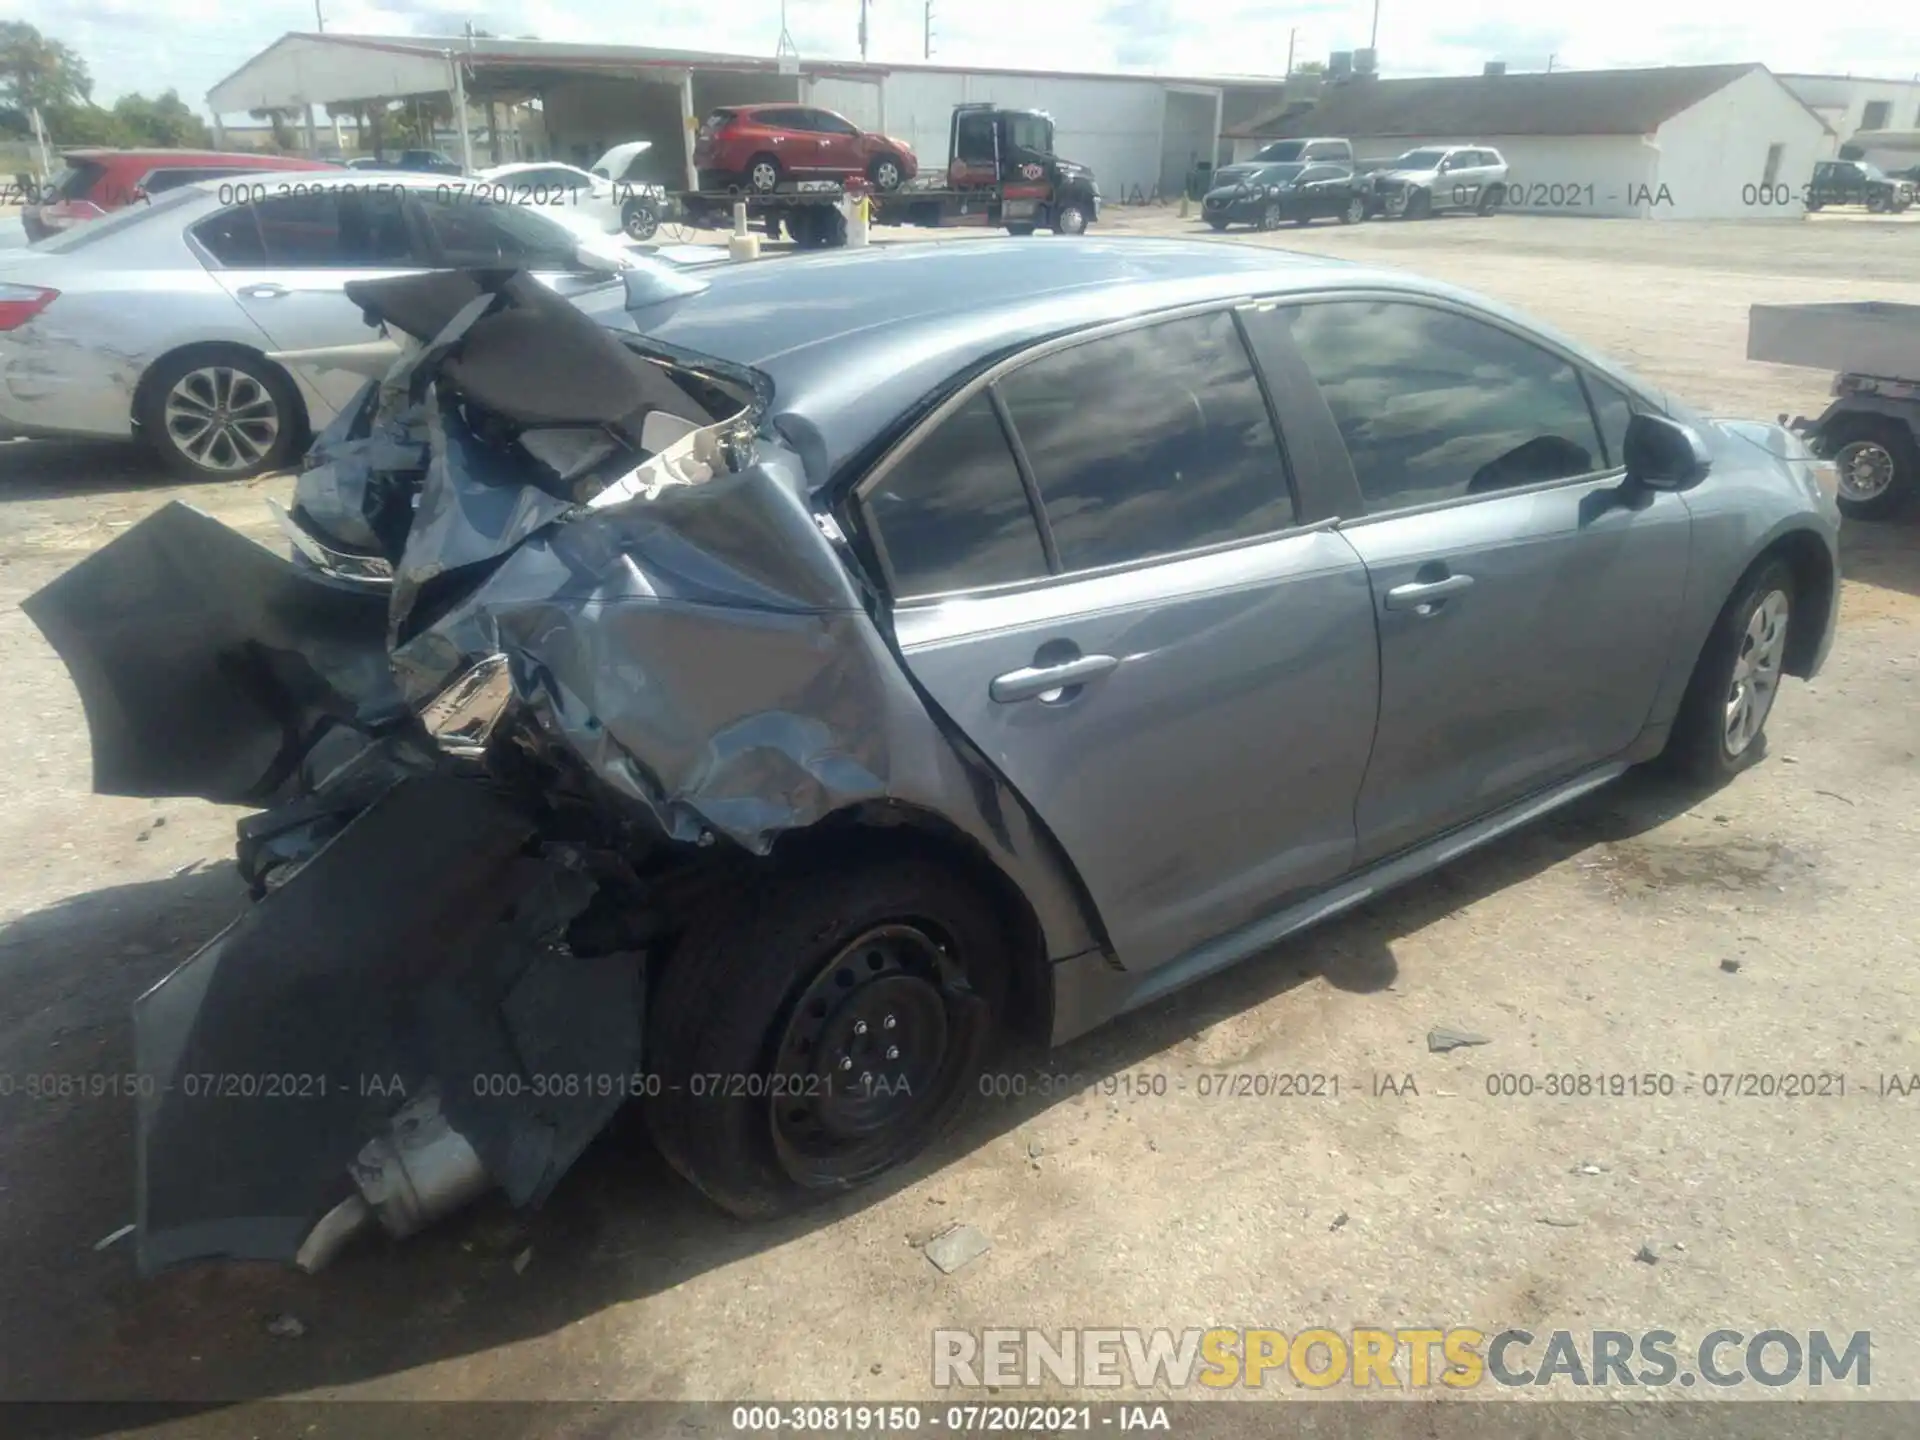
[0, 21, 93, 113]
[113, 90, 211, 147]
[1292, 59, 1326, 76]
[249, 106, 297, 150]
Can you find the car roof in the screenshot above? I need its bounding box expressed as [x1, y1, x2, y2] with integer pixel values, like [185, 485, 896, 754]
[605, 237, 1581, 486]
[177, 169, 455, 193]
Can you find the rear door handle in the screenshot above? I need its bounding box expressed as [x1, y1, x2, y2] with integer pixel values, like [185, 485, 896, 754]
[239, 284, 288, 299]
[990, 654, 1119, 703]
[1384, 573, 1475, 611]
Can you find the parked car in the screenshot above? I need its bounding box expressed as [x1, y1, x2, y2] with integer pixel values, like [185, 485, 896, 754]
[20, 148, 339, 241]
[695, 104, 918, 193]
[471, 160, 659, 240]
[25, 239, 1841, 1271]
[0, 171, 634, 479]
[1202, 161, 1368, 230]
[1366, 145, 1509, 218]
[1805, 159, 1911, 213]
[1248, 137, 1354, 165]
[393, 148, 466, 175]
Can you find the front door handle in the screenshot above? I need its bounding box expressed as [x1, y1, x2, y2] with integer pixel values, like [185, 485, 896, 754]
[1384, 573, 1475, 611]
[239, 284, 288, 300]
[990, 654, 1119, 703]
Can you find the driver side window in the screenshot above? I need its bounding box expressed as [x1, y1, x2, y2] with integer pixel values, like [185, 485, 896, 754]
[1281, 300, 1608, 513]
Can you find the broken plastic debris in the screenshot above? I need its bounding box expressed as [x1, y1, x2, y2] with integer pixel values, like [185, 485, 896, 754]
[923, 1223, 991, 1274]
[1427, 1027, 1491, 1053]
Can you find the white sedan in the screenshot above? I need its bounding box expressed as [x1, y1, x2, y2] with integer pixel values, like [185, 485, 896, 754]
[472, 161, 667, 242]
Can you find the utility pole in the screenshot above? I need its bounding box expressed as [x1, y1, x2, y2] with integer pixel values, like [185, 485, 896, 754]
[858, 0, 871, 62]
[1285, 27, 1296, 76]
[1369, 0, 1380, 50]
[314, 0, 324, 31]
[924, 0, 935, 59]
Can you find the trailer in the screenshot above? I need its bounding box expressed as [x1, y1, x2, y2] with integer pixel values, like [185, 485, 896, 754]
[1748, 301, 1920, 520]
[673, 104, 1101, 248]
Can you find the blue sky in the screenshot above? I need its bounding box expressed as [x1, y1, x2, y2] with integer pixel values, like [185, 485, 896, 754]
[13, 0, 1920, 116]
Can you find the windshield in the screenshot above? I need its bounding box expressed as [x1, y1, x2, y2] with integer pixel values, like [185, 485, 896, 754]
[1392, 149, 1449, 169]
[1254, 141, 1304, 161]
[1006, 114, 1052, 154]
[33, 187, 201, 251]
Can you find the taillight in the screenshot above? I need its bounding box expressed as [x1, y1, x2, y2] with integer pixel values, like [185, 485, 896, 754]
[0, 285, 59, 331]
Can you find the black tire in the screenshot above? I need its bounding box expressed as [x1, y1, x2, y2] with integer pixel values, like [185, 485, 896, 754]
[1825, 414, 1919, 520]
[136, 345, 303, 482]
[620, 198, 659, 241]
[869, 153, 906, 191]
[1405, 189, 1433, 220]
[1005, 223, 1037, 236]
[1805, 199, 1823, 212]
[1206, 217, 1229, 231]
[746, 153, 781, 194]
[1665, 557, 1797, 786]
[1866, 191, 1889, 213]
[644, 854, 1011, 1218]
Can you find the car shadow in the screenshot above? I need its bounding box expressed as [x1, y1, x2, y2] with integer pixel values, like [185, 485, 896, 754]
[0, 438, 173, 500]
[0, 767, 1705, 1425]
[1840, 514, 1920, 600]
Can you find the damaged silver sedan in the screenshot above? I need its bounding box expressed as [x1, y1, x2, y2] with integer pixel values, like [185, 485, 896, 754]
[26, 240, 1840, 1273]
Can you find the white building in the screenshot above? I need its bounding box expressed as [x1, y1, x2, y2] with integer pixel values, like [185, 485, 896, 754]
[1225, 63, 1836, 219]
[1778, 73, 1920, 171]
[205, 34, 1290, 201]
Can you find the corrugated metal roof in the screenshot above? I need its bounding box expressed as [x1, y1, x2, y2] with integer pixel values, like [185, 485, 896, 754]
[1226, 64, 1768, 140]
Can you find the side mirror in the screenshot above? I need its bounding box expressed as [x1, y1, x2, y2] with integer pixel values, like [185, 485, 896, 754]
[1623, 412, 1711, 490]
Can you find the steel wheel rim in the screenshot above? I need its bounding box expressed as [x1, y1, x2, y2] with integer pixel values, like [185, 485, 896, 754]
[1836, 440, 1895, 501]
[623, 205, 658, 239]
[163, 366, 279, 472]
[875, 160, 900, 189]
[1059, 205, 1086, 235]
[1725, 589, 1790, 756]
[750, 161, 778, 192]
[1346, 197, 1365, 222]
[769, 921, 982, 1187]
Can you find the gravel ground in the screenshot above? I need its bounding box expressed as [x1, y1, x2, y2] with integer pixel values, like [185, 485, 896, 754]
[1, 208, 1918, 1426]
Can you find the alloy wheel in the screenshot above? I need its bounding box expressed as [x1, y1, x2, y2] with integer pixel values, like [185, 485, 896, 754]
[1724, 589, 1789, 757]
[874, 159, 901, 190]
[1836, 439, 1896, 501]
[750, 160, 779, 192]
[163, 366, 280, 473]
[1056, 204, 1088, 235]
[1345, 197, 1365, 223]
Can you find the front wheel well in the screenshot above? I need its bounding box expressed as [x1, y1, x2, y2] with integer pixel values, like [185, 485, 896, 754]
[763, 804, 1053, 1047]
[131, 341, 311, 446]
[1760, 529, 1834, 678]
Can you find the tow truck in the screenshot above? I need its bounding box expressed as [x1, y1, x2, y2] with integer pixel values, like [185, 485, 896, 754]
[1749, 302, 1920, 519]
[674, 103, 1101, 247]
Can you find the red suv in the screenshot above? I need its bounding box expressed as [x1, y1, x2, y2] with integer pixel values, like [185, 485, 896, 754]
[694, 105, 918, 194]
[21, 148, 339, 241]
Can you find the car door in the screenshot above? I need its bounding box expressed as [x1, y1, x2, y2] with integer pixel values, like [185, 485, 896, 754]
[856, 306, 1381, 973]
[807, 109, 867, 178]
[1295, 164, 1346, 218]
[193, 187, 429, 415]
[762, 108, 827, 178]
[1269, 295, 1691, 864]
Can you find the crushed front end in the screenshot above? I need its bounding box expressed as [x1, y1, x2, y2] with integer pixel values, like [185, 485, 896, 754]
[22, 267, 887, 1273]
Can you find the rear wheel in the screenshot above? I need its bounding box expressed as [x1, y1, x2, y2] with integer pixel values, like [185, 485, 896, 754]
[746, 154, 781, 194]
[137, 347, 302, 482]
[1827, 415, 1918, 520]
[869, 154, 905, 191]
[620, 198, 659, 240]
[1665, 558, 1795, 786]
[644, 856, 1009, 1217]
[1340, 195, 1366, 224]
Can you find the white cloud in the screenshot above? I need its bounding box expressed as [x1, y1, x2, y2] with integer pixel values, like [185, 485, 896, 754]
[12, 0, 1920, 115]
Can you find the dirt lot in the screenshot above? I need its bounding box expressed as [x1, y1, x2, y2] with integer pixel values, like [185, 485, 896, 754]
[3, 210, 1920, 1426]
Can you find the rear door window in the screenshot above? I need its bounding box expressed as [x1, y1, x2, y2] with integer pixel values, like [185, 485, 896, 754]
[864, 391, 1048, 597]
[413, 190, 578, 268]
[996, 310, 1296, 571]
[1280, 299, 1607, 513]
